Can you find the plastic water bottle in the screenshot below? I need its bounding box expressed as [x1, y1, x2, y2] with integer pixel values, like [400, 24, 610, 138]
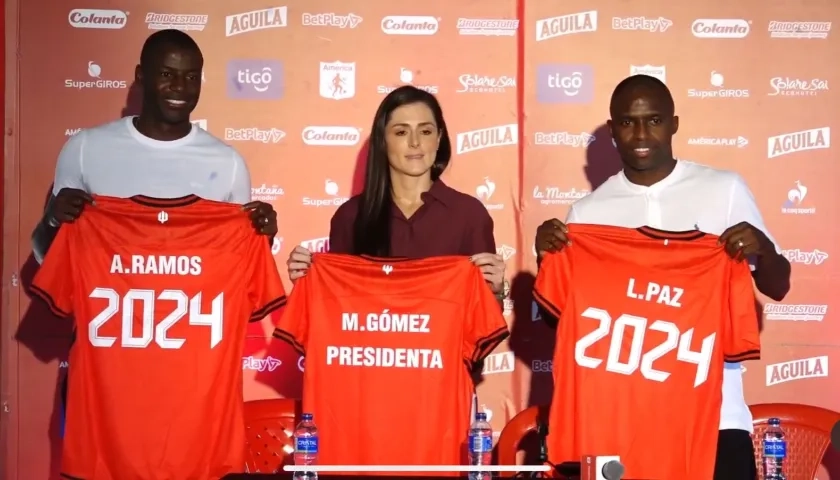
[763, 417, 787, 480]
[292, 413, 318, 480]
[468, 412, 493, 480]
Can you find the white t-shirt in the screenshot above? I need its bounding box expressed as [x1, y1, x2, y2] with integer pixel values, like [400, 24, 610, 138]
[52, 116, 251, 202]
[566, 160, 781, 432]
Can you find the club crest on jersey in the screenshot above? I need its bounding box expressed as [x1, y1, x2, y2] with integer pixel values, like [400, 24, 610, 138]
[157, 211, 169, 224]
[382, 264, 393, 275]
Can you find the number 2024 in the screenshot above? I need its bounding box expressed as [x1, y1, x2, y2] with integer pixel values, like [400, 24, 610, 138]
[575, 307, 716, 387]
[88, 288, 224, 349]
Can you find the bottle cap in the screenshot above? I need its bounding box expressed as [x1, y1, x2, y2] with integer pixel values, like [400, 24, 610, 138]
[476, 412, 487, 421]
[768, 417, 781, 426]
[302, 413, 314, 421]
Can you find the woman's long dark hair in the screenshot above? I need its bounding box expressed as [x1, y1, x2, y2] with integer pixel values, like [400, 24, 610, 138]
[351, 86, 452, 257]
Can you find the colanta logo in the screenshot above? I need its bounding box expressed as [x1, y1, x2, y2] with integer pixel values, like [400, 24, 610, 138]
[381, 16, 439, 35]
[301, 126, 361, 146]
[691, 19, 751, 38]
[68, 9, 128, 29]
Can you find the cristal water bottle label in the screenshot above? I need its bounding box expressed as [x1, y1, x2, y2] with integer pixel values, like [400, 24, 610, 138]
[469, 434, 493, 453]
[295, 436, 319, 454]
[763, 439, 786, 458]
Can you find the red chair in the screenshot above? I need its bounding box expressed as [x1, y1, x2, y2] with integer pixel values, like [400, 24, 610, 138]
[496, 405, 549, 477]
[243, 398, 301, 473]
[750, 403, 840, 480]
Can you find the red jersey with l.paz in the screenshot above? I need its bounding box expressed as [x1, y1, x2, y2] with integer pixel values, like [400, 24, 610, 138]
[274, 254, 509, 468]
[30, 194, 287, 480]
[533, 224, 760, 480]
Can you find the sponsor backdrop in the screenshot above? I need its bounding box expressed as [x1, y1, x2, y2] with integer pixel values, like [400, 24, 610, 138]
[5, 0, 840, 478]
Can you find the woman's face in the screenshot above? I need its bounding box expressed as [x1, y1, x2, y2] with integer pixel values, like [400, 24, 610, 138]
[384, 102, 441, 178]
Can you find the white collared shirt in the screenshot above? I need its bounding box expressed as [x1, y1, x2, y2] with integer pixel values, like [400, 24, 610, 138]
[566, 159, 780, 432]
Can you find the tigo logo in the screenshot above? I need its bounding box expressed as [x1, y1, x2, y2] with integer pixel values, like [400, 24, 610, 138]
[68, 9, 128, 29]
[251, 184, 285, 201]
[767, 127, 830, 159]
[536, 11, 597, 41]
[301, 126, 361, 146]
[691, 19, 750, 38]
[537, 64, 594, 104]
[381, 16, 439, 35]
[456, 124, 518, 155]
[226, 7, 287, 37]
[226, 60, 284, 99]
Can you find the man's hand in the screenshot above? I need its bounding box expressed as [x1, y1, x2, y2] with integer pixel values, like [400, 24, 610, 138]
[535, 219, 570, 258]
[243, 201, 278, 238]
[50, 188, 94, 225]
[718, 221, 775, 261]
[470, 253, 505, 295]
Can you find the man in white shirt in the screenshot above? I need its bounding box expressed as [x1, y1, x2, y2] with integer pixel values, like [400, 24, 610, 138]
[534, 75, 791, 480]
[31, 29, 277, 263]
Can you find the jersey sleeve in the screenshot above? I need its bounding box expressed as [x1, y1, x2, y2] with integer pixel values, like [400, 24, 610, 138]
[722, 260, 761, 362]
[533, 249, 572, 319]
[248, 237, 288, 323]
[463, 269, 510, 370]
[272, 276, 309, 355]
[30, 226, 75, 318]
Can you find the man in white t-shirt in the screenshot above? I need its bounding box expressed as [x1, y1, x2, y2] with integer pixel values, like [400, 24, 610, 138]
[31, 29, 277, 263]
[534, 75, 790, 480]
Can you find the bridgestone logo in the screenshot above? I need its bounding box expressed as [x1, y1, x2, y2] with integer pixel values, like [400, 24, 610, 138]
[145, 13, 208, 31]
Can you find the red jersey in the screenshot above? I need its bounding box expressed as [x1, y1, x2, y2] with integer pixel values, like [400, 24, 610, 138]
[274, 254, 509, 468]
[31, 195, 287, 480]
[533, 224, 760, 480]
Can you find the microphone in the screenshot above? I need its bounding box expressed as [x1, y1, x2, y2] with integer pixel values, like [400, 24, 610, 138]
[581, 455, 624, 480]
